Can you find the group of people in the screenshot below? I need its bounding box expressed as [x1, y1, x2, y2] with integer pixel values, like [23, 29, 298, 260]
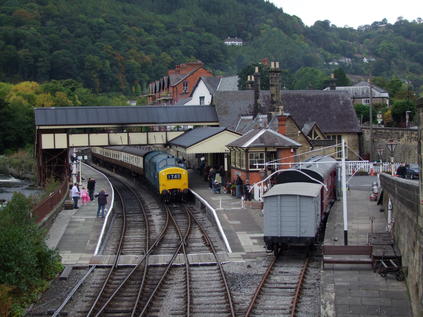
[70, 177, 109, 217]
[206, 166, 225, 194]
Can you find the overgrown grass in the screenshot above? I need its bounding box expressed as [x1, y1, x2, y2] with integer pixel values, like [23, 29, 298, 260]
[0, 193, 63, 316]
[0, 148, 36, 181]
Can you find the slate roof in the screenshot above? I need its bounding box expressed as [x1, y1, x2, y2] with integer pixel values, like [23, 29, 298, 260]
[202, 76, 221, 94]
[190, 76, 238, 99]
[34, 105, 219, 126]
[234, 114, 268, 133]
[169, 127, 239, 148]
[213, 90, 361, 134]
[169, 74, 186, 86]
[301, 121, 316, 136]
[227, 128, 301, 148]
[323, 81, 389, 98]
[217, 76, 239, 91]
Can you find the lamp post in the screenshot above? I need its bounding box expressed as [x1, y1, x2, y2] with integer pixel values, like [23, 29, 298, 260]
[405, 110, 411, 128]
[377, 147, 384, 163]
[386, 140, 397, 176]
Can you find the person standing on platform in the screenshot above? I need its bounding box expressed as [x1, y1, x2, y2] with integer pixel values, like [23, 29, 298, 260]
[80, 186, 90, 205]
[235, 175, 243, 198]
[243, 180, 252, 201]
[87, 177, 96, 201]
[95, 189, 109, 218]
[71, 183, 80, 209]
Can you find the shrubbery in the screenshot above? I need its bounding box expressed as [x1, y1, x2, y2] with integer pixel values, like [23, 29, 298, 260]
[0, 193, 63, 316]
[0, 148, 35, 181]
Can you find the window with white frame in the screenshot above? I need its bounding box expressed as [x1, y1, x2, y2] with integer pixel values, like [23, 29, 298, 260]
[362, 98, 370, 104]
[328, 134, 346, 159]
[199, 96, 205, 105]
[183, 81, 188, 93]
[249, 152, 265, 169]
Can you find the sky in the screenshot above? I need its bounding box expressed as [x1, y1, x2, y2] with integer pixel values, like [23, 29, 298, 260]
[270, 0, 423, 29]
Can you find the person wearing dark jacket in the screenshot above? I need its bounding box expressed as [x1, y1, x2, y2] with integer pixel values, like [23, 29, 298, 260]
[235, 175, 243, 198]
[95, 189, 108, 217]
[87, 178, 96, 201]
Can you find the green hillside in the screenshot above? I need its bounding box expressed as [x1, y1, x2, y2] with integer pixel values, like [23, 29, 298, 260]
[0, 0, 422, 93]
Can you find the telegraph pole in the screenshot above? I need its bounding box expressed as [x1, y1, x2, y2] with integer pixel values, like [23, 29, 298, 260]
[341, 139, 348, 245]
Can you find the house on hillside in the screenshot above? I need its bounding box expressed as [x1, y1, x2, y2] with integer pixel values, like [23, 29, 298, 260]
[147, 61, 213, 104]
[324, 81, 389, 106]
[185, 75, 239, 105]
[223, 37, 244, 46]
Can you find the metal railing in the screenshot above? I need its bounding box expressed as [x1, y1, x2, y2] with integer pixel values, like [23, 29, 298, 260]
[32, 180, 69, 224]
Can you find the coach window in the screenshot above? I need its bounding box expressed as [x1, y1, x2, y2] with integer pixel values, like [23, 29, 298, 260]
[249, 152, 265, 170]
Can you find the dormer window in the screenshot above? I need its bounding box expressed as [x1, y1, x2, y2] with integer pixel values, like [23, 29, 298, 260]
[183, 81, 188, 93]
[199, 96, 205, 105]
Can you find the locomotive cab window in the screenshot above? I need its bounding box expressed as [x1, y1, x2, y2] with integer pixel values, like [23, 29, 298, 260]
[167, 174, 181, 180]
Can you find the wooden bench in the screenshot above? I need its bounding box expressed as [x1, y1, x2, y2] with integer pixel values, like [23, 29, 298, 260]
[323, 245, 373, 269]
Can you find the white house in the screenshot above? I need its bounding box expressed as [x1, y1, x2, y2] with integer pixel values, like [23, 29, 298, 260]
[185, 76, 239, 106]
[224, 37, 243, 46]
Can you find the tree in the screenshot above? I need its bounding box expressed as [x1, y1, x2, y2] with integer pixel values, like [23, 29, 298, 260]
[333, 68, 351, 86]
[391, 100, 415, 126]
[0, 193, 62, 315]
[292, 67, 326, 89]
[238, 63, 270, 90]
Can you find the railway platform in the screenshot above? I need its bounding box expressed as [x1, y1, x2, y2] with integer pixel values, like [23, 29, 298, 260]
[188, 171, 267, 261]
[321, 177, 412, 317]
[45, 163, 113, 265]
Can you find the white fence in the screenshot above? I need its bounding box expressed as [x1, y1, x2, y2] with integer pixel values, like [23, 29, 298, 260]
[251, 160, 401, 202]
[346, 161, 400, 175]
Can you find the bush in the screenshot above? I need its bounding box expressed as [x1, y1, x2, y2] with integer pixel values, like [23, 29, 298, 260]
[0, 193, 63, 316]
[0, 149, 35, 181]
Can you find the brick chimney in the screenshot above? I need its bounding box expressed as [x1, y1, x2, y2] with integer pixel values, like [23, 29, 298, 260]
[277, 114, 288, 135]
[330, 73, 336, 90]
[253, 66, 261, 118]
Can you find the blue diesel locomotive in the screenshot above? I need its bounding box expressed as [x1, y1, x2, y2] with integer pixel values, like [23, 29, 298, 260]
[91, 146, 189, 202]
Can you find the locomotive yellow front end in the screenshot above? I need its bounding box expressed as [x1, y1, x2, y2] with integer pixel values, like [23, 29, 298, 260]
[159, 167, 189, 202]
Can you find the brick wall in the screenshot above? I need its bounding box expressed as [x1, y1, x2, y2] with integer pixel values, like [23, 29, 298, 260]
[172, 68, 213, 103]
[380, 174, 423, 316]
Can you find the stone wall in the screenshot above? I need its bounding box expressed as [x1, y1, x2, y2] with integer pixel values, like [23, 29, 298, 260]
[380, 174, 423, 317]
[361, 127, 418, 162]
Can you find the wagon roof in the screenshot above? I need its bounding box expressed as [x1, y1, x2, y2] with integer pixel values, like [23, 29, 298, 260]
[263, 182, 322, 198]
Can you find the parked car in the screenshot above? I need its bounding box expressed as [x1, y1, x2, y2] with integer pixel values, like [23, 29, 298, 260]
[405, 164, 419, 179]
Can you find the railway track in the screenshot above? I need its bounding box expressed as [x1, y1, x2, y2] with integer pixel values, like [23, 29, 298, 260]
[243, 254, 315, 317]
[49, 167, 235, 317]
[137, 204, 235, 317]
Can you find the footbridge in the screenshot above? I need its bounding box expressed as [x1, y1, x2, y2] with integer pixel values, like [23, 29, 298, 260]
[35, 105, 219, 184]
